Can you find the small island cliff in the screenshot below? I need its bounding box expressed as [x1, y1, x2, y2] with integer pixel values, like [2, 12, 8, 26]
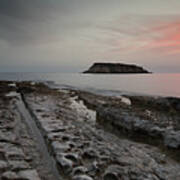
[83, 62, 150, 74]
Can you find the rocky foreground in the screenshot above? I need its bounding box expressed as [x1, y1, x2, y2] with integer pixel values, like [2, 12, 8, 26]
[0, 81, 180, 180]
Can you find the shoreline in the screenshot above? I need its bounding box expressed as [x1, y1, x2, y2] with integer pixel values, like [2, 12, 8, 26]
[0, 80, 180, 179]
[0, 72, 180, 98]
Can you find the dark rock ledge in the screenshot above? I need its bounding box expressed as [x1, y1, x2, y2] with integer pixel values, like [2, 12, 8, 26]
[83, 62, 150, 74]
[77, 91, 180, 151]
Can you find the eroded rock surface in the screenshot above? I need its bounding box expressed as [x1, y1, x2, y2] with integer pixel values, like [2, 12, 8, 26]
[77, 91, 180, 149]
[1, 81, 180, 180]
[0, 82, 41, 180]
[20, 82, 180, 180]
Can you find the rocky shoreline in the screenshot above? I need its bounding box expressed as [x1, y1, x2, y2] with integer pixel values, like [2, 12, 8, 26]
[0, 81, 180, 179]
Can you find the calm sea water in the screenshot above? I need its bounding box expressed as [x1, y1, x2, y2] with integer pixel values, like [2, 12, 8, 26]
[0, 72, 180, 98]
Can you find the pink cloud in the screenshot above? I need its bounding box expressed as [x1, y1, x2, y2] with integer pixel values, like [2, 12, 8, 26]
[143, 21, 180, 54]
[98, 16, 180, 56]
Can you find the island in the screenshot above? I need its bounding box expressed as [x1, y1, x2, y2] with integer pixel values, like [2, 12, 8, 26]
[83, 62, 150, 74]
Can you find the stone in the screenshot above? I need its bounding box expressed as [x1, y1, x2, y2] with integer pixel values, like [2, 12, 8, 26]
[103, 165, 127, 180]
[56, 154, 73, 174]
[5, 147, 25, 161]
[72, 175, 93, 180]
[9, 160, 30, 171]
[52, 141, 70, 152]
[72, 166, 88, 176]
[0, 160, 8, 172]
[2, 171, 19, 180]
[64, 153, 79, 165]
[119, 96, 132, 106]
[18, 169, 41, 180]
[164, 130, 180, 148]
[103, 173, 118, 180]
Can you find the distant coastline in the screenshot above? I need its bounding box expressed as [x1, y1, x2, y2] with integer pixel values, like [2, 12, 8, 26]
[83, 62, 150, 74]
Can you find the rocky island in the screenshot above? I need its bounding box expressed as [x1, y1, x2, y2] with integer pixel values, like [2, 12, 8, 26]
[0, 81, 180, 180]
[83, 62, 150, 74]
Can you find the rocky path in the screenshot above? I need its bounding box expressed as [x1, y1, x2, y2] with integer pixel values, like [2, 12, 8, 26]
[17, 95, 61, 180]
[0, 81, 180, 180]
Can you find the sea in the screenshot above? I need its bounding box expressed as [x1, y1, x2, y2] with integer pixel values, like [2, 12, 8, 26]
[0, 72, 180, 98]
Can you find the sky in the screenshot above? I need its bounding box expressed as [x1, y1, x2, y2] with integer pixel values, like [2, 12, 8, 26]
[0, 0, 180, 73]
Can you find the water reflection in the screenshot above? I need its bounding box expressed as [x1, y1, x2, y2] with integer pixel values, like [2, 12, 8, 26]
[0, 72, 179, 97]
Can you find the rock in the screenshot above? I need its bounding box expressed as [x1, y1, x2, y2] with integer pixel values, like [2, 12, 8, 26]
[167, 97, 180, 111]
[103, 173, 118, 180]
[56, 154, 73, 174]
[83, 148, 97, 159]
[148, 126, 165, 137]
[72, 174, 93, 180]
[9, 160, 30, 171]
[5, 147, 25, 161]
[18, 169, 41, 180]
[20, 82, 180, 179]
[64, 153, 79, 165]
[8, 83, 16, 87]
[52, 141, 70, 152]
[0, 160, 9, 172]
[83, 62, 150, 74]
[86, 161, 99, 176]
[120, 96, 131, 106]
[2, 171, 19, 180]
[164, 130, 180, 149]
[72, 166, 88, 176]
[103, 165, 127, 180]
[0, 130, 17, 144]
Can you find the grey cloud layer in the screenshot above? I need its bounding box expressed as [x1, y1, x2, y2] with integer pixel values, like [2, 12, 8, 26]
[1, 0, 180, 45]
[1, 0, 180, 72]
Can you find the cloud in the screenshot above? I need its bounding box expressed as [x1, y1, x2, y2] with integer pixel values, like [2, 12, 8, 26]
[0, 0, 95, 45]
[95, 15, 180, 56]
